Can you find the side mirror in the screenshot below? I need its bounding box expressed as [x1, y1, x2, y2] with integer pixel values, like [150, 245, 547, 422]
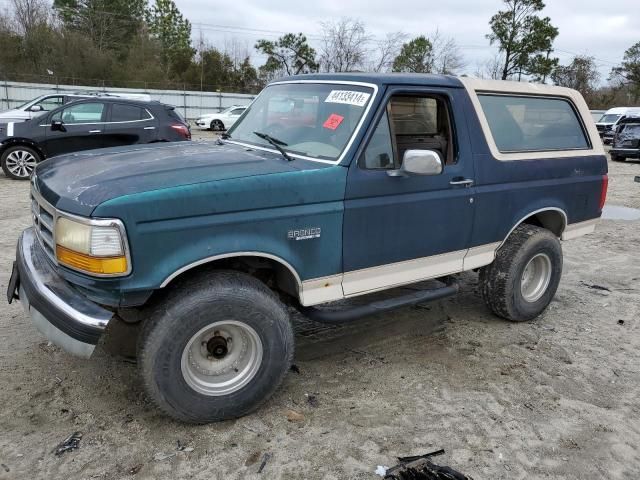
[51, 120, 65, 132]
[29, 105, 43, 112]
[388, 150, 443, 177]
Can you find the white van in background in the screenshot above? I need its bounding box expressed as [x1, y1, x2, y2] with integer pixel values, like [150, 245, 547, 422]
[596, 107, 640, 144]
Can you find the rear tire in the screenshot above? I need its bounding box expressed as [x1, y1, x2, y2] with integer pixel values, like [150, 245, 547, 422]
[138, 270, 294, 423]
[610, 154, 625, 162]
[479, 224, 562, 322]
[1, 145, 41, 180]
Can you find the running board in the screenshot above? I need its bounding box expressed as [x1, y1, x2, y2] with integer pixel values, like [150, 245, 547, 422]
[297, 279, 459, 324]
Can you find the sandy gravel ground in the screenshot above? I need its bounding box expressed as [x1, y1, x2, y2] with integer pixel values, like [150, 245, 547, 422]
[0, 149, 639, 480]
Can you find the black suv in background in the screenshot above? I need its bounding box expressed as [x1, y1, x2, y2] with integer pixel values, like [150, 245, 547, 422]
[610, 116, 640, 162]
[0, 98, 191, 179]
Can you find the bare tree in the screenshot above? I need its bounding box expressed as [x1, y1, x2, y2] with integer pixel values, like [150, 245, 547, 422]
[11, 0, 50, 36]
[371, 31, 407, 72]
[430, 30, 466, 75]
[319, 18, 371, 72]
[475, 52, 504, 80]
[223, 37, 251, 70]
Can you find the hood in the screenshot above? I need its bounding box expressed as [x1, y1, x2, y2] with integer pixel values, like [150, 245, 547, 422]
[0, 109, 29, 122]
[34, 141, 333, 216]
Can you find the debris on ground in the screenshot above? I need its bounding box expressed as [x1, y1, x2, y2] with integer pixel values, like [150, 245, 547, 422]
[153, 452, 176, 462]
[176, 440, 194, 453]
[290, 364, 301, 374]
[381, 450, 473, 480]
[285, 410, 305, 422]
[580, 281, 611, 292]
[257, 453, 271, 473]
[1, 464, 9, 473]
[305, 393, 319, 408]
[53, 432, 82, 456]
[376, 465, 389, 476]
[128, 464, 143, 475]
[245, 451, 261, 466]
[618, 320, 625, 325]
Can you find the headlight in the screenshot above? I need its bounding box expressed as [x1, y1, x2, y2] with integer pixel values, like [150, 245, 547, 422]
[55, 216, 129, 276]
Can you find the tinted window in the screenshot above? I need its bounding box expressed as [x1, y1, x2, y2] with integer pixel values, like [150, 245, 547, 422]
[111, 104, 150, 122]
[52, 102, 105, 124]
[166, 107, 186, 123]
[478, 94, 589, 152]
[229, 108, 245, 116]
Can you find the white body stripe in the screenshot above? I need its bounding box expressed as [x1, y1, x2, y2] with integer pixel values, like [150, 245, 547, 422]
[342, 249, 466, 297]
[7, 122, 14, 137]
[561, 219, 597, 240]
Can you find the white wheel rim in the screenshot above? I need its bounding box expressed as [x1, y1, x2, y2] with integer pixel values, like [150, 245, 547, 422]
[520, 253, 552, 303]
[180, 320, 263, 396]
[6, 149, 37, 178]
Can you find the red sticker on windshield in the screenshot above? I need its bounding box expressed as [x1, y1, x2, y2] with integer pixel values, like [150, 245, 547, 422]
[323, 114, 344, 130]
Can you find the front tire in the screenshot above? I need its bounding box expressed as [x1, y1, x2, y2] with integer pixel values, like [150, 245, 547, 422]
[1, 145, 40, 180]
[210, 119, 225, 131]
[479, 224, 563, 322]
[138, 271, 294, 423]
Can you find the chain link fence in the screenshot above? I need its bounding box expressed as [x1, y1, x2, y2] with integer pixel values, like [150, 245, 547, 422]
[1, 78, 257, 120]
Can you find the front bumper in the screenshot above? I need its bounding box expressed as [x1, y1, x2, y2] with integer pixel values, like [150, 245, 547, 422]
[610, 148, 640, 159]
[7, 228, 113, 358]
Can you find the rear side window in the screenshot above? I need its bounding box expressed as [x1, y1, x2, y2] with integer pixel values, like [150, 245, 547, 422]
[478, 94, 590, 153]
[111, 104, 151, 122]
[166, 107, 186, 123]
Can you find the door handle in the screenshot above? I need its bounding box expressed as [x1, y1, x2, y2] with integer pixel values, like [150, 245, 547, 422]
[144, 126, 156, 130]
[449, 178, 474, 187]
[88, 130, 101, 134]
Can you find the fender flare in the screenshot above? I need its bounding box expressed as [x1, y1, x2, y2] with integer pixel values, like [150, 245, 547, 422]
[499, 207, 568, 249]
[159, 251, 303, 294]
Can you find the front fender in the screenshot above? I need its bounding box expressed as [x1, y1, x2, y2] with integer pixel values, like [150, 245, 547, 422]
[1, 137, 46, 159]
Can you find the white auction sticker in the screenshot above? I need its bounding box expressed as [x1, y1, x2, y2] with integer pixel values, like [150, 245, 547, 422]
[325, 90, 371, 107]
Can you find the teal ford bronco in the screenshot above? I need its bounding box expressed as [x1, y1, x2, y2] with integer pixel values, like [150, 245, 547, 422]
[8, 74, 608, 423]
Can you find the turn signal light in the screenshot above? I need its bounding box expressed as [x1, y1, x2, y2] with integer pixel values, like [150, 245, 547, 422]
[56, 245, 128, 275]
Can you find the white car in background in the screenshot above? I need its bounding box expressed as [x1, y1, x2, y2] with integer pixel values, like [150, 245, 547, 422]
[195, 105, 247, 131]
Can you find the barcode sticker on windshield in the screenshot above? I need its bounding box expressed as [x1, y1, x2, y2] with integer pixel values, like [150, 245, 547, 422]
[325, 90, 371, 107]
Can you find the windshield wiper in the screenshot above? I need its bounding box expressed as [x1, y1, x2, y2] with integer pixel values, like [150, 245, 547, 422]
[253, 131, 293, 161]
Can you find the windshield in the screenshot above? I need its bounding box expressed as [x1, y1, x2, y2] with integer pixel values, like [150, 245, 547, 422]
[227, 82, 375, 162]
[14, 98, 36, 110]
[599, 114, 622, 124]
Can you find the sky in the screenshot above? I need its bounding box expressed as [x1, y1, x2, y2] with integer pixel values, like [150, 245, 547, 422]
[177, 0, 639, 81]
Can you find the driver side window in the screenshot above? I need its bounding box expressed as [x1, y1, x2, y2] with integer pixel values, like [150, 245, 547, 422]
[362, 94, 456, 169]
[34, 96, 64, 111]
[51, 102, 105, 124]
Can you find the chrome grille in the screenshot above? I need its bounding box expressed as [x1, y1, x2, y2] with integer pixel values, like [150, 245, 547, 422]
[31, 184, 57, 262]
